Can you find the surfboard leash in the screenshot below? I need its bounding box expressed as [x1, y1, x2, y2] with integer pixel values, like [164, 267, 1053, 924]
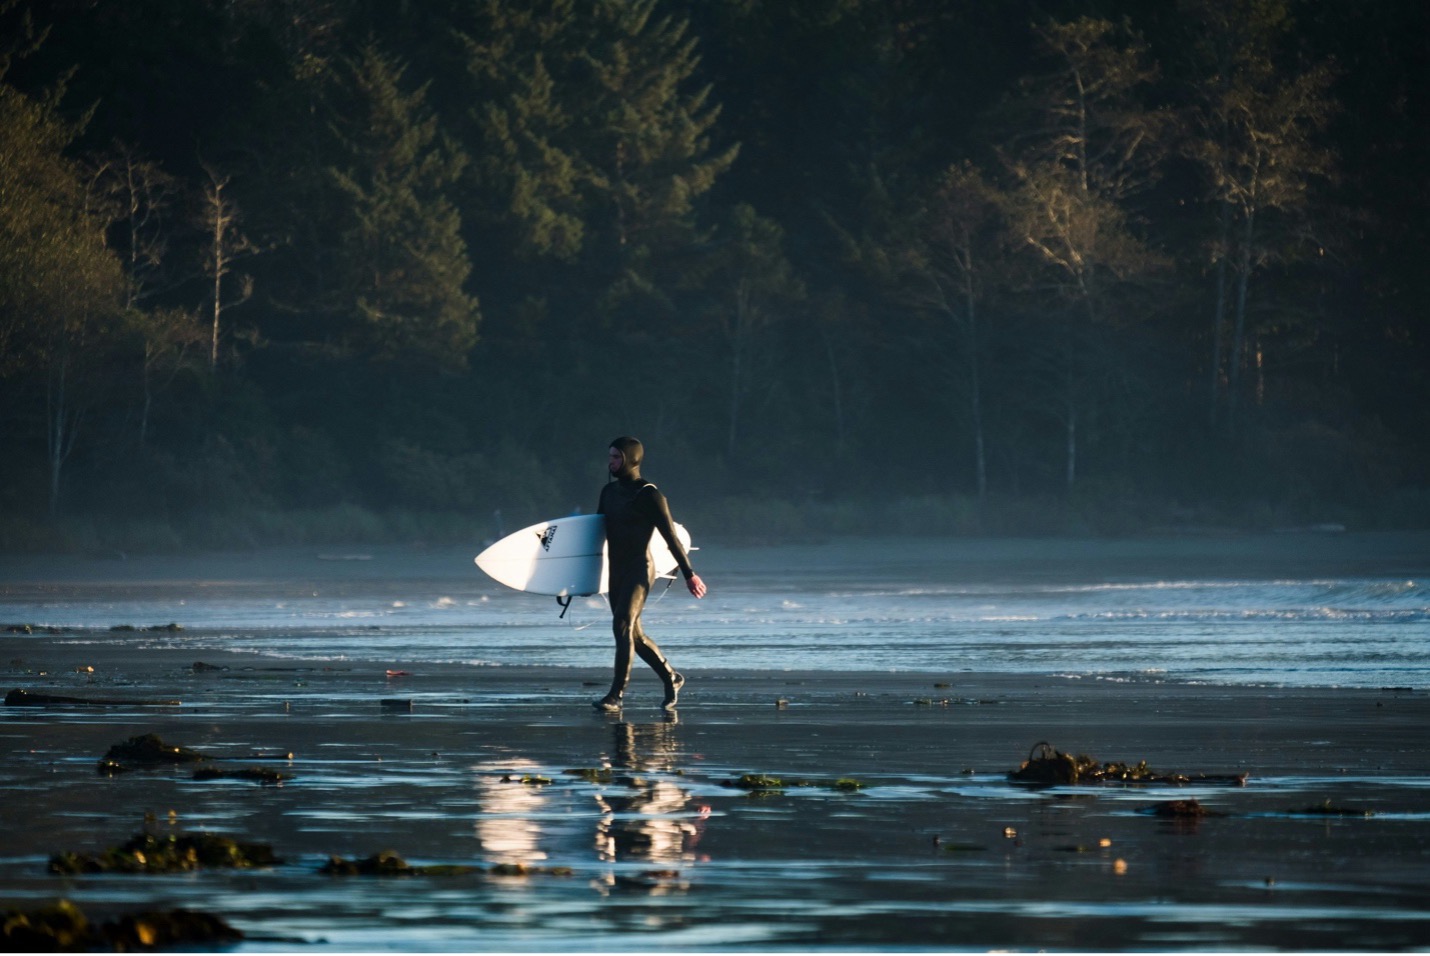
[554, 593, 599, 630]
[651, 573, 678, 604]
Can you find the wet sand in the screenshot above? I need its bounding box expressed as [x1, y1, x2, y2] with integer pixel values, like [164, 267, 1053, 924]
[3, 638, 1429, 951]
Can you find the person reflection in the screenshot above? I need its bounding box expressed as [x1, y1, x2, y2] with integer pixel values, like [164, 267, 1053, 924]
[593, 718, 705, 873]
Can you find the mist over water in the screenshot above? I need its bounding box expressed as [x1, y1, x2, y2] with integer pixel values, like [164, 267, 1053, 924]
[4, 532, 1427, 689]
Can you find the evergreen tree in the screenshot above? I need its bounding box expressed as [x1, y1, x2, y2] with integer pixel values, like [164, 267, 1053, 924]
[461, 0, 587, 262]
[582, 0, 737, 261]
[327, 40, 479, 369]
[459, 0, 737, 315]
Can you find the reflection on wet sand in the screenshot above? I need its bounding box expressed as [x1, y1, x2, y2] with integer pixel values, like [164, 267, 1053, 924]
[472, 759, 549, 865]
[597, 721, 692, 861]
[468, 721, 706, 885]
[593, 718, 705, 894]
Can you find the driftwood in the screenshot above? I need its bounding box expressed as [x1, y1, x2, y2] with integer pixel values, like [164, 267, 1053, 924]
[5, 688, 181, 707]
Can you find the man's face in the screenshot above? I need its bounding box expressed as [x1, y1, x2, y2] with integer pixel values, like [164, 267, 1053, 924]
[608, 447, 624, 475]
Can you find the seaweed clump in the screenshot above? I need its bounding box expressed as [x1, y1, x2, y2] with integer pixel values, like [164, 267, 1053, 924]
[1290, 799, 1375, 817]
[321, 851, 570, 878]
[2, 899, 242, 951]
[49, 832, 282, 874]
[723, 773, 865, 793]
[320, 850, 428, 876]
[501, 773, 553, 786]
[1009, 742, 1248, 787]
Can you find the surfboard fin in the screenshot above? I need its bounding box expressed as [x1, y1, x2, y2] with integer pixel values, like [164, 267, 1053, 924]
[556, 594, 574, 619]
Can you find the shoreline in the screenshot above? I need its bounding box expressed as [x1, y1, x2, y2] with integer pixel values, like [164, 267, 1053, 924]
[5, 529, 1428, 693]
[8, 628, 1426, 693]
[10, 631, 1427, 683]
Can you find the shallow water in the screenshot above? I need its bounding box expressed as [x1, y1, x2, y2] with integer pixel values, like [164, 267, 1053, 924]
[3, 532, 1428, 688]
[2, 532, 1429, 951]
[2, 679, 1428, 952]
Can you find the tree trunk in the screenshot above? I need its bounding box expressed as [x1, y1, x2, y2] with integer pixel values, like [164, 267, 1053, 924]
[726, 341, 742, 460]
[47, 362, 66, 516]
[821, 330, 846, 460]
[1227, 207, 1255, 429]
[964, 285, 987, 500]
[726, 281, 752, 459]
[46, 351, 83, 517]
[139, 350, 153, 447]
[210, 229, 223, 368]
[1209, 201, 1231, 425]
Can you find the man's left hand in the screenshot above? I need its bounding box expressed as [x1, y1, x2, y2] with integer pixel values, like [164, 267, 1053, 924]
[686, 574, 707, 599]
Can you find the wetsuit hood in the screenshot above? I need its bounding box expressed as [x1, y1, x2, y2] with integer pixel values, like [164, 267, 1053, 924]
[609, 436, 644, 482]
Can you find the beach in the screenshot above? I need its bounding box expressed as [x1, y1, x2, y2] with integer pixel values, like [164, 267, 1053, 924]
[3, 638, 1428, 951]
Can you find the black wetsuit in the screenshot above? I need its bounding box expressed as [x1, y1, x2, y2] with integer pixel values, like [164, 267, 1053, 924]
[597, 437, 696, 701]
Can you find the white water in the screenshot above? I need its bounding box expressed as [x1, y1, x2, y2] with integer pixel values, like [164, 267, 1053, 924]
[3, 532, 1427, 688]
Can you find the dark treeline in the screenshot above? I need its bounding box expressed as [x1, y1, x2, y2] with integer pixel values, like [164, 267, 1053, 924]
[2, 0, 1427, 550]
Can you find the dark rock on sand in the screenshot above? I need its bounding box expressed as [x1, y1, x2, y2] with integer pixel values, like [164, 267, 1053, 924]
[1289, 799, 1375, 817]
[193, 766, 287, 785]
[101, 733, 209, 768]
[1148, 799, 1219, 818]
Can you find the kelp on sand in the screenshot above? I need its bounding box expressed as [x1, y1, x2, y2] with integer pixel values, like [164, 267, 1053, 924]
[1009, 741, 1248, 786]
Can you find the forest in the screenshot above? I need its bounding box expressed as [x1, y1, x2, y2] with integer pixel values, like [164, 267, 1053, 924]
[2, 0, 1428, 551]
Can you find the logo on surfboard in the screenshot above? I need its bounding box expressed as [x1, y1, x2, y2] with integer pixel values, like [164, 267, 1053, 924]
[537, 526, 558, 551]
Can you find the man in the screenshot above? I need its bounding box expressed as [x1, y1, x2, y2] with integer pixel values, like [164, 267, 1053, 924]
[594, 437, 706, 713]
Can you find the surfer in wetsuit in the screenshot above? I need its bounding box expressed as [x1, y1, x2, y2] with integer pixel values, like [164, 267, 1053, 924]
[594, 437, 706, 713]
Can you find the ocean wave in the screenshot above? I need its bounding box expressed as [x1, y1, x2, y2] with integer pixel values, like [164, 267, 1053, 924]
[1065, 608, 1429, 624]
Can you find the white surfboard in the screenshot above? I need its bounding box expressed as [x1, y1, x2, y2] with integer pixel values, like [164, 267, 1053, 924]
[474, 513, 692, 597]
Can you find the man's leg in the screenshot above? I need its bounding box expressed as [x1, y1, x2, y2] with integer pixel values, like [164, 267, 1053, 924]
[595, 580, 649, 711]
[632, 623, 683, 710]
